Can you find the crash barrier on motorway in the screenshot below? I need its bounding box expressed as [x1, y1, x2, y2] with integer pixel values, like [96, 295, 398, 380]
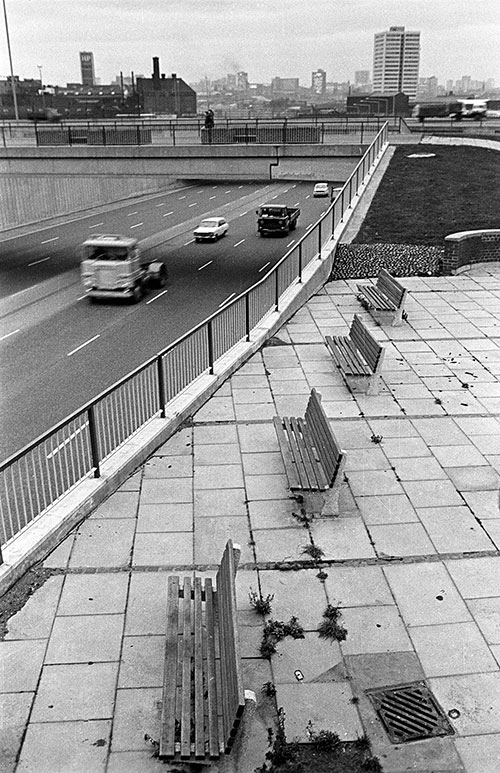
[442, 229, 500, 274]
[0, 123, 388, 563]
[28, 118, 394, 147]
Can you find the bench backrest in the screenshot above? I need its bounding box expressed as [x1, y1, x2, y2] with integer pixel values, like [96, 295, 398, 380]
[377, 268, 407, 309]
[216, 541, 245, 753]
[350, 314, 384, 373]
[304, 389, 344, 485]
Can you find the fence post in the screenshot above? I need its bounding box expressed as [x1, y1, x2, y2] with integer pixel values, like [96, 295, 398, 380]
[172, 125, 176, 146]
[245, 293, 251, 341]
[348, 177, 353, 207]
[88, 405, 101, 478]
[136, 125, 141, 145]
[318, 220, 322, 256]
[207, 320, 215, 375]
[68, 126, 73, 146]
[360, 122, 364, 145]
[102, 126, 106, 146]
[275, 269, 279, 311]
[298, 242, 303, 283]
[157, 356, 166, 418]
[340, 190, 345, 222]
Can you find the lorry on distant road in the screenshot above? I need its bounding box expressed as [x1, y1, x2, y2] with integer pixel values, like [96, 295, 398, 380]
[412, 99, 487, 122]
[80, 234, 167, 303]
[256, 204, 300, 236]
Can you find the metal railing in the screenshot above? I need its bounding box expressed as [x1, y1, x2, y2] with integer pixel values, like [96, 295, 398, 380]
[0, 123, 388, 562]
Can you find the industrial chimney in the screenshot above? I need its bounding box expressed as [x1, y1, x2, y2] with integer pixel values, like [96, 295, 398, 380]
[152, 57, 160, 80]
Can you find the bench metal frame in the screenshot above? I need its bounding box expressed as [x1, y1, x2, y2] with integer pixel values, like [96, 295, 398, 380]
[159, 540, 256, 763]
[357, 267, 408, 326]
[325, 314, 385, 395]
[274, 388, 346, 516]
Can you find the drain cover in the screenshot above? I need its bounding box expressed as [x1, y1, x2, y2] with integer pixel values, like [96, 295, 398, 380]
[367, 682, 454, 744]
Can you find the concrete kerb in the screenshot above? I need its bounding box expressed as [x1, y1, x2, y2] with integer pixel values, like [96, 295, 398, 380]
[0, 143, 390, 596]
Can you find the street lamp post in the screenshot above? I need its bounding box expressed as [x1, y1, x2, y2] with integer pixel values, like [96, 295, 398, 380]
[2, 0, 19, 120]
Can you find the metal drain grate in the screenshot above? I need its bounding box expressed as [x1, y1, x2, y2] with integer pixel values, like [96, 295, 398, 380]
[367, 682, 454, 744]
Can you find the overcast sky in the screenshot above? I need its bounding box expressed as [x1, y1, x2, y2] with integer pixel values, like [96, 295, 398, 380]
[2, 0, 498, 87]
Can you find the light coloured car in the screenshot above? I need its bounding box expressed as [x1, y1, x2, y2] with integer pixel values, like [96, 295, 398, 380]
[313, 182, 330, 198]
[193, 217, 229, 242]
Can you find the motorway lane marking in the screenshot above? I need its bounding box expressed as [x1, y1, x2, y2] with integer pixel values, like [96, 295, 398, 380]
[47, 421, 89, 459]
[258, 262, 270, 272]
[188, 202, 197, 207]
[233, 239, 245, 247]
[162, 211, 174, 217]
[225, 190, 231, 194]
[294, 202, 300, 206]
[155, 202, 166, 207]
[67, 334, 100, 357]
[127, 211, 139, 216]
[198, 260, 213, 271]
[28, 256, 51, 266]
[218, 293, 236, 307]
[0, 329, 20, 342]
[239, 212, 247, 217]
[271, 195, 278, 199]
[130, 223, 143, 229]
[184, 239, 195, 245]
[306, 223, 313, 229]
[305, 194, 311, 199]
[146, 289, 168, 304]
[209, 196, 217, 200]
[41, 237, 59, 244]
[286, 240, 295, 247]
[88, 222, 104, 228]
[211, 185, 217, 189]
[179, 195, 187, 199]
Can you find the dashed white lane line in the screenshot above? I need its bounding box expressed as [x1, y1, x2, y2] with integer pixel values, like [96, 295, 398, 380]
[286, 240, 296, 248]
[239, 212, 247, 217]
[218, 292, 236, 307]
[184, 239, 195, 245]
[258, 262, 270, 272]
[225, 190, 231, 194]
[0, 329, 20, 342]
[188, 202, 197, 207]
[209, 196, 217, 200]
[41, 237, 59, 244]
[155, 202, 166, 207]
[306, 223, 313, 229]
[67, 334, 100, 357]
[130, 223, 143, 229]
[146, 289, 168, 304]
[238, 185, 243, 188]
[179, 195, 187, 200]
[233, 239, 245, 247]
[89, 222, 104, 228]
[47, 422, 89, 459]
[28, 256, 51, 266]
[198, 260, 213, 271]
[162, 211, 174, 217]
[127, 211, 138, 216]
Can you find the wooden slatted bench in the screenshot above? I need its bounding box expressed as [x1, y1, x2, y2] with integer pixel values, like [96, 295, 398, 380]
[273, 388, 346, 516]
[325, 314, 385, 396]
[357, 267, 408, 326]
[159, 540, 256, 763]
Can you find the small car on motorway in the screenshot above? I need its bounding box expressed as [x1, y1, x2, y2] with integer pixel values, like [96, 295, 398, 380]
[193, 217, 229, 242]
[313, 182, 330, 197]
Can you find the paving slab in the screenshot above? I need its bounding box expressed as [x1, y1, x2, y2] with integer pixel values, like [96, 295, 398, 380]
[68, 519, 136, 568]
[275, 682, 363, 742]
[0, 639, 47, 692]
[57, 573, 129, 616]
[0, 692, 34, 773]
[16, 719, 111, 773]
[45, 613, 124, 664]
[430, 672, 500, 735]
[30, 662, 118, 721]
[4, 575, 63, 639]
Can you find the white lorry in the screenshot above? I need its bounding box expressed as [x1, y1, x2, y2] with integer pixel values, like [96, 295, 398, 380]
[80, 234, 167, 303]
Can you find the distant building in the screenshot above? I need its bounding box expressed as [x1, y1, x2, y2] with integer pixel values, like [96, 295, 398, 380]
[347, 92, 410, 116]
[373, 26, 420, 98]
[236, 72, 249, 91]
[355, 70, 370, 86]
[80, 52, 95, 86]
[271, 77, 300, 97]
[136, 57, 196, 116]
[311, 69, 326, 95]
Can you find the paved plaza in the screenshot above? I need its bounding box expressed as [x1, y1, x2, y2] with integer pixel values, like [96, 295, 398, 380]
[3, 265, 500, 772]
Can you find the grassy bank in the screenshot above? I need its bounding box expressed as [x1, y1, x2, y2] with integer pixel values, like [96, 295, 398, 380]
[354, 143, 500, 245]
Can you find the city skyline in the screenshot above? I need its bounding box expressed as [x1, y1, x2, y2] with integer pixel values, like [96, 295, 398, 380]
[2, 0, 498, 87]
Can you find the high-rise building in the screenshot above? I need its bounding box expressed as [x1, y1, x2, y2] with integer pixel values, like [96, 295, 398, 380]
[311, 69, 326, 95]
[80, 52, 95, 86]
[372, 26, 420, 98]
[236, 72, 249, 91]
[355, 70, 370, 86]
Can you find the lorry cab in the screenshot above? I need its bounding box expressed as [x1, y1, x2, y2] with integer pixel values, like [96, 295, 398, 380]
[81, 234, 146, 302]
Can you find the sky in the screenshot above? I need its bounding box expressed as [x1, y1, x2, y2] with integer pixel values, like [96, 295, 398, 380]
[1, 0, 499, 88]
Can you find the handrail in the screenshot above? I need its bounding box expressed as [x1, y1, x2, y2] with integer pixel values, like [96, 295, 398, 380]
[0, 123, 388, 559]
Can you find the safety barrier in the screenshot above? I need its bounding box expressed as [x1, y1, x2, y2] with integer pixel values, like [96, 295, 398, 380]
[0, 124, 388, 562]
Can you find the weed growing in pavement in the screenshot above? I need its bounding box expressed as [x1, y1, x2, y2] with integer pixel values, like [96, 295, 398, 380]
[370, 433, 383, 444]
[317, 604, 348, 642]
[292, 507, 315, 528]
[249, 588, 275, 616]
[259, 617, 305, 659]
[262, 681, 277, 698]
[301, 543, 324, 561]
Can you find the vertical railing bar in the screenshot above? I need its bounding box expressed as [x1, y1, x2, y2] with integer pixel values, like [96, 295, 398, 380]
[88, 406, 101, 478]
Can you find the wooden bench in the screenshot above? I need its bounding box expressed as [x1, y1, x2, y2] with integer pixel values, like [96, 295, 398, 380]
[325, 314, 385, 396]
[159, 540, 256, 763]
[273, 388, 346, 516]
[357, 267, 408, 326]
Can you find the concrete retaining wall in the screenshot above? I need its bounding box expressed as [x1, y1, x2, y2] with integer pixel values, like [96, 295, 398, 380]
[0, 144, 363, 230]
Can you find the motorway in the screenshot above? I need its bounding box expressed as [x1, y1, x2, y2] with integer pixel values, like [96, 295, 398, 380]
[0, 180, 334, 461]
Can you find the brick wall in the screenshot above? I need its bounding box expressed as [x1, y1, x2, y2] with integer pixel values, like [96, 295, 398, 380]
[443, 230, 500, 273]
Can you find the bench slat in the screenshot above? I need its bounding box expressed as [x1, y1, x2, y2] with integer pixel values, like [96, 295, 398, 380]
[305, 395, 342, 484]
[180, 577, 192, 758]
[160, 576, 180, 758]
[290, 416, 320, 489]
[204, 578, 220, 758]
[283, 416, 312, 489]
[194, 577, 205, 758]
[273, 416, 301, 489]
[298, 418, 328, 489]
